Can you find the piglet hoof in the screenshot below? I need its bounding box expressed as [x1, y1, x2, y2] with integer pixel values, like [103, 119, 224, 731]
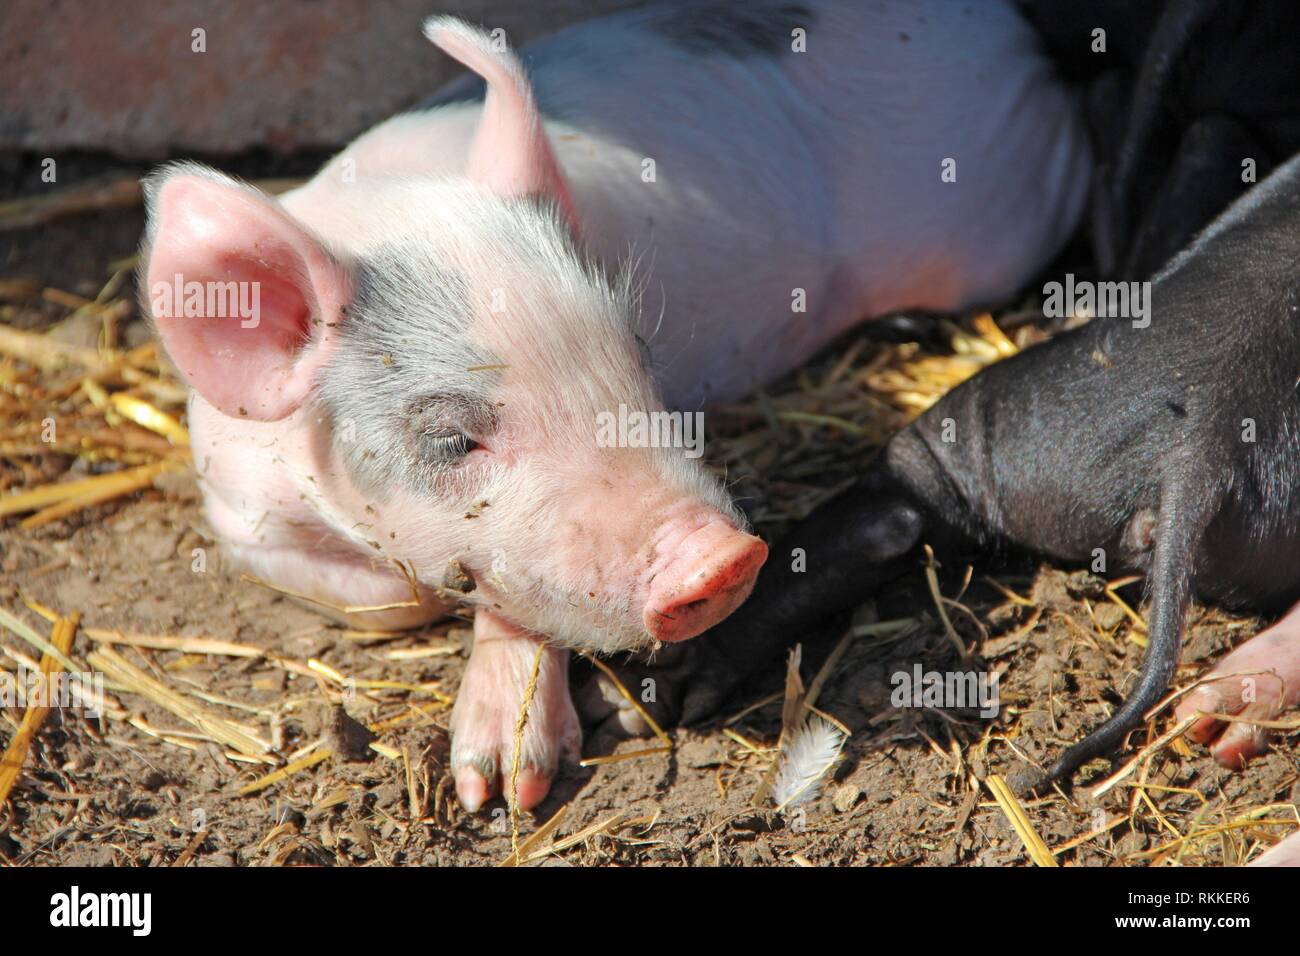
[1174, 608, 1300, 770]
[449, 612, 580, 813]
[574, 643, 692, 744]
[677, 659, 739, 726]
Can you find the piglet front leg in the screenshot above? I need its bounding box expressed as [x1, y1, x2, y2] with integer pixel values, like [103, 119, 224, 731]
[450, 611, 580, 812]
[1175, 599, 1300, 770]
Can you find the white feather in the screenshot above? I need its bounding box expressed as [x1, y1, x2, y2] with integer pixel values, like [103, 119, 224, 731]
[772, 717, 846, 811]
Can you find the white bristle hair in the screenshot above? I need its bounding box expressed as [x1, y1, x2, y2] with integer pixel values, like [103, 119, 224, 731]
[772, 716, 846, 811]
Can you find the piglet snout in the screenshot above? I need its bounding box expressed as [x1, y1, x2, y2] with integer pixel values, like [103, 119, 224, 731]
[644, 521, 767, 642]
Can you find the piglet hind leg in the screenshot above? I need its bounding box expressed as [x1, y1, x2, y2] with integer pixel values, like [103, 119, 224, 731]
[1174, 598, 1300, 770]
[450, 610, 580, 813]
[228, 542, 447, 632]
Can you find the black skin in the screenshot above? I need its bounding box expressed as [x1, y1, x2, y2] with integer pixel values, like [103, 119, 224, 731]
[578, 0, 1300, 774]
[659, 155, 1300, 792]
[1018, 0, 1300, 280]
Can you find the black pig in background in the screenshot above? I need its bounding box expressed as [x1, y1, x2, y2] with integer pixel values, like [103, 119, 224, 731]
[581, 0, 1300, 797]
[1021, 0, 1300, 279]
[701, 151, 1300, 791]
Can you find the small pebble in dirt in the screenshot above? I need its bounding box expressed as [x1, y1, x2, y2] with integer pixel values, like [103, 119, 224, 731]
[732, 813, 776, 835]
[676, 736, 725, 769]
[1091, 603, 1126, 631]
[832, 783, 862, 813]
[743, 843, 776, 865]
[1115, 830, 1147, 857]
[253, 670, 287, 693]
[325, 706, 375, 762]
[1064, 571, 1108, 600]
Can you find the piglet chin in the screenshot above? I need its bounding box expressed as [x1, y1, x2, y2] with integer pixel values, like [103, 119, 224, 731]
[643, 520, 768, 643]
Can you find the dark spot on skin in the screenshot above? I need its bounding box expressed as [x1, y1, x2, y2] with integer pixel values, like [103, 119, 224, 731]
[441, 560, 476, 594]
[238, 406, 248, 416]
[650, 1, 815, 58]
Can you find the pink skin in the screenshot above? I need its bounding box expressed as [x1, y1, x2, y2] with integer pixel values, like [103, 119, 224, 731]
[144, 20, 770, 814]
[1174, 599, 1300, 770]
[142, 4, 1096, 811]
[145, 176, 349, 423]
[1250, 830, 1300, 867]
[1184, 617, 1300, 867]
[644, 519, 768, 642]
[450, 611, 580, 812]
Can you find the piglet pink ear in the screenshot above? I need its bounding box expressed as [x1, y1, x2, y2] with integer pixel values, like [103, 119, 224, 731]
[424, 17, 578, 230]
[141, 165, 351, 421]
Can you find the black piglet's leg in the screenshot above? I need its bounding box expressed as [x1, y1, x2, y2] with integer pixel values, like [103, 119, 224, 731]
[1122, 113, 1266, 280]
[1093, 0, 1221, 276]
[681, 465, 929, 723]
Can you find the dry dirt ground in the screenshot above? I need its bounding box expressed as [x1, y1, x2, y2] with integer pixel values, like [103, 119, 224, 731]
[1, 154, 1297, 868]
